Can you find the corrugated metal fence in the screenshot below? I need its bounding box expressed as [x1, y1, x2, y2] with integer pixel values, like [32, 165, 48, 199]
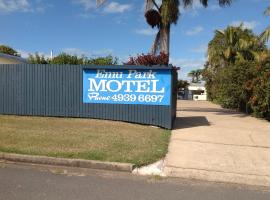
[0, 64, 177, 129]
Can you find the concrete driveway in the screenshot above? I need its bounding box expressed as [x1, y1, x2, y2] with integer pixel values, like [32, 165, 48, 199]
[164, 100, 270, 186]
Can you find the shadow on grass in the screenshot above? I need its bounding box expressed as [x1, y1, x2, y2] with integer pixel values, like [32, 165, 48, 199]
[173, 116, 210, 130]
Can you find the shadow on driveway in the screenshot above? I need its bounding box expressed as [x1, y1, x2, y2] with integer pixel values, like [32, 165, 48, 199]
[173, 116, 210, 130]
[177, 107, 249, 117]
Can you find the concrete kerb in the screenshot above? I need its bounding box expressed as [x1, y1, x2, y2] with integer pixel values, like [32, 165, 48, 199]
[0, 153, 134, 172]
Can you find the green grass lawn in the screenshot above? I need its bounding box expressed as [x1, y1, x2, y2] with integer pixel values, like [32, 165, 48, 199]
[0, 115, 170, 167]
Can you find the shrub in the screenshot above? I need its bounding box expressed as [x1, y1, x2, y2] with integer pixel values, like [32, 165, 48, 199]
[125, 52, 169, 66]
[248, 58, 270, 120]
[0, 45, 20, 57]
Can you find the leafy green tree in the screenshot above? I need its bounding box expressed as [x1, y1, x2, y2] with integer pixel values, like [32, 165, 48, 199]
[203, 23, 270, 118]
[208, 25, 264, 68]
[248, 57, 270, 120]
[205, 25, 266, 99]
[0, 45, 20, 57]
[28, 53, 48, 64]
[177, 79, 189, 89]
[86, 55, 118, 65]
[213, 61, 256, 110]
[188, 69, 203, 83]
[49, 53, 118, 65]
[49, 53, 84, 65]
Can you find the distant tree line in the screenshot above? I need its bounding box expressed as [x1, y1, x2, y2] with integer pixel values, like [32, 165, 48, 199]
[0, 45, 118, 65]
[28, 52, 118, 65]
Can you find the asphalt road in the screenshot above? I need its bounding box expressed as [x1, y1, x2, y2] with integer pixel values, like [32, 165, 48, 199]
[1, 161, 270, 200]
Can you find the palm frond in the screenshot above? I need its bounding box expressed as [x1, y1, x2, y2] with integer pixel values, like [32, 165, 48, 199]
[218, 0, 232, 7]
[235, 52, 245, 62]
[260, 27, 270, 43]
[160, 0, 180, 25]
[215, 29, 224, 35]
[182, 0, 193, 8]
[200, 0, 208, 7]
[264, 6, 270, 16]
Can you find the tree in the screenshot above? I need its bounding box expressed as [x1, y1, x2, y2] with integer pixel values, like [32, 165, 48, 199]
[204, 26, 266, 102]
[188, 69, 203, 83]
[203, 24, 270, 113]
[0, 45, 20, 57]
[177, 79, 189, 89]
[260, 6, 270, 43]
[207, 25, 265, 69]
[50, 53, 84, 65]
[49, 53, 118, 65]
[264, 6, 270, 14]
[28, 53, 49, 64]
[86, 55, 118, 65]
[147, 0, 232, 55]
[97, 0, 232, 56]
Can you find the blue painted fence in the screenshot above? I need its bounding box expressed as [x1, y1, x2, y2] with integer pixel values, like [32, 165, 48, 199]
[0, 64, 177, 129]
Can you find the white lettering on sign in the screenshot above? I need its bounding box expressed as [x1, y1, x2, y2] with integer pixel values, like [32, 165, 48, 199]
[136, 80, 150, 93]
[95, 70, 123, 79]
[106, 80, 121, 92]
[83, 69, 170, 105]
[127, 70, 156, 79]
[88, 78, 164, 93]
[122, 80, 136, 92]
[88, 92, 111, 101]
[88, 79, 106, 92]
[152, 80, 164, 93]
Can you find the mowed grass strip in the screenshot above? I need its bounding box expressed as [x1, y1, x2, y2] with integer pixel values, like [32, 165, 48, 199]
[0, 115, 170, 167]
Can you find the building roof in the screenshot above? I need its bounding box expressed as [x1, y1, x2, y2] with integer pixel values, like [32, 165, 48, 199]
[189, 82, 205, 87]
[0, 52, 28, 64]
[188, 82, 206, 91]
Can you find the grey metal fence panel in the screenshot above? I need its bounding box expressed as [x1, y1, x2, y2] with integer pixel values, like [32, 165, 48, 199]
[0, 64, 177, 129]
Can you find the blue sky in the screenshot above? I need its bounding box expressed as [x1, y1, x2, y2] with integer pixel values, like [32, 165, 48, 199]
[0, 0, 269, 80]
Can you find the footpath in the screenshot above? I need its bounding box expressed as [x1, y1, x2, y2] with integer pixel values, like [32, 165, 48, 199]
[164, 100, 270, 186]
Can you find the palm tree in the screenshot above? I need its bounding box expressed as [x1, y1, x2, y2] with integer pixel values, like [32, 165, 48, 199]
[260, 6, 270, 42]
[188, 69, 203, 83]
[97, 0, 232, 55]
[208, 25, 265, 67]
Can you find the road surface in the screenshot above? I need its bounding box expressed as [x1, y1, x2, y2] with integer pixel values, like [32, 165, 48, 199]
[0, 161, 270, 200]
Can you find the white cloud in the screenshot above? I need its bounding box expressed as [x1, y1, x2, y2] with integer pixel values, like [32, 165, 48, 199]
[18, 48, 114, 59]
[170, 57, 206, 80]
[190, 44, 208, 53]
[0, 0, 30, 13]
[62, 48, 89, 56]
[230, 20, 259, 30]
[73, 0, 96, 10]
[78, 13, 96, 19]
[62, 47, 113, 57]
[170, 57, 205, 69]
[179, 0, 224, 17]
[91, 48, 114, 57]
[103, 2, 131, 13]
[135, 28, 157, 36]
[207, 4, 221, 11]
[17, 49, 51, 59]
[17, 49, 30, 58]
[73, 0, 131, 15]
[185, 26, 204, 36]
[0, 0, 52, 14]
